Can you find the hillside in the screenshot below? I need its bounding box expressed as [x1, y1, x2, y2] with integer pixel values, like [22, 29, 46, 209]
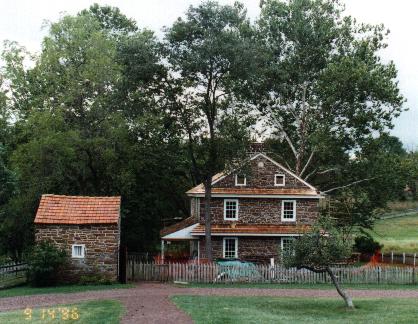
[369, 213, 418, 253]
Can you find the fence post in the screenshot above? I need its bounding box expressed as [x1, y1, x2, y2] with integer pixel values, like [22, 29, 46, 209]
[381, 252, 384, 263]
[414, 254, 416, 267]
[403, 253, 406, 264]
[131, 259, 135, 281]
[412, 267, 416, 285]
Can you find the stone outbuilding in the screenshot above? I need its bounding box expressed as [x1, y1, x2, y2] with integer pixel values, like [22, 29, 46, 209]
[34, 194, 121, 282]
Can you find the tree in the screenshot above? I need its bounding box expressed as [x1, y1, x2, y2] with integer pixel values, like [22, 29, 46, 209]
[283, 216, 354, 308]
[164, 1, 257, 260]
[254, 0, 404, 188]
[0, 5, 190, 256]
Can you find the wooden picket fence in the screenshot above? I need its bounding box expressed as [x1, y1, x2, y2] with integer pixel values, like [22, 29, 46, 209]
[127, 261, 418, 285]
[0, 261, 27, 288]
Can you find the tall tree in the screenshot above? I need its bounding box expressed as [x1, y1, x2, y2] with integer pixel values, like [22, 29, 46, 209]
[254, 0, 404, 185]
[164, 1, 257, 260]
[0, 5, 190, 255]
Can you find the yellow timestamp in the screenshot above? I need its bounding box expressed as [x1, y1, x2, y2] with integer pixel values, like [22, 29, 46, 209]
[23, 307, 79, 321]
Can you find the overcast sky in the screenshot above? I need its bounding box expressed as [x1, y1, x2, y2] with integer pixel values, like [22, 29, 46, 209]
[0, 0, 416, 148]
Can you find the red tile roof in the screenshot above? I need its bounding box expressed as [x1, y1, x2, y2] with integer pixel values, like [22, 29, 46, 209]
[191, 224, 311, 235]
[34, 194, 121, 225]
[187, 187, 319, 196]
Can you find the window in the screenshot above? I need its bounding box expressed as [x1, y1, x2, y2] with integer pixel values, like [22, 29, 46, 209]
[235, 174, 246, 186]
[274, 174, 285, 186]
[281, 237, 295, 254]
[223, 238, 238, 259]
[72, 244, 85, 258]
[281, 200, 296, 222]
[191, 198, 200, 218]
[224, 199, 239, 220]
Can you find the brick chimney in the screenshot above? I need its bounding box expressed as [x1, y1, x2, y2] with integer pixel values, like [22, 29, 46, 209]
[248, 142, 265, 155]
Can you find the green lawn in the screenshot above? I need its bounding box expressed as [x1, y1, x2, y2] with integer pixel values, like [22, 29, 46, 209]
[0, 283, 133, 298]
[368, 213, 418, 253]
[172, 296, 418, 324]
[0, 299, 124, 324]
[178, 282, 418, 290]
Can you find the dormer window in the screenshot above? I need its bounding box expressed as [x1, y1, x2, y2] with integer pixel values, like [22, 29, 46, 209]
[274, 174, 285, 186]
[235, 174, 246, 186]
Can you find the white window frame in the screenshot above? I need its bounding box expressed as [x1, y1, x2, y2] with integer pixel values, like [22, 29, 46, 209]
[281, 200, 296, 222]
[274, 174, 286, 186]
[71, 244, 85, 259]
[281, 237, 295, 253]
[223, 237, 238, 259]
[235, 174, 247, 186]
[224, 199, 239, 220]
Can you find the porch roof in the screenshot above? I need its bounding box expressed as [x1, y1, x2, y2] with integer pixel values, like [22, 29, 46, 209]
[161, 223, 200, 241]
[190, 224, 311, 236]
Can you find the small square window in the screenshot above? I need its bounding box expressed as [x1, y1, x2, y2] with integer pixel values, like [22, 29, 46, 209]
[72, 244, 85, 258]
[235, 174, 246, 186]
[223, 238, 238, 259]
[224, 199, 239, 220]
[281, 237, 295, 254]
[281, 200, 296, 222]
[275, 174, 285, 186]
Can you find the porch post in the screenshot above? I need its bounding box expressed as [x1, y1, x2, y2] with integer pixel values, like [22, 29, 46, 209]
[161, 240, 165, 264]
[197, 240, 200, 264]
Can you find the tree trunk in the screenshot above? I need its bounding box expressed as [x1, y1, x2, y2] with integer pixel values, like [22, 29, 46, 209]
[204, 178, 213, 262]
[326, 267, 354, 308]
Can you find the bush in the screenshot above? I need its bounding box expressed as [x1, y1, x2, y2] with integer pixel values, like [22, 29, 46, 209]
[27, 241, 67, 287]
[78, 273, 114, 285]
[354, 235, 383, 254]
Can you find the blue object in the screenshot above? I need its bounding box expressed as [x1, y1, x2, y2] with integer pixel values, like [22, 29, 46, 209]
[215, 260, 261, 281]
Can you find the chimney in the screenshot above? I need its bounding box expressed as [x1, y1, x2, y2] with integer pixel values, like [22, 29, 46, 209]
[248, 142, 265, 155]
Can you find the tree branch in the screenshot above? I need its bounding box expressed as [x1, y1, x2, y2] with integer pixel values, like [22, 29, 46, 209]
[323, 178, 376, 194]
[299, 149, 315, 178]
[265, 105, 298, 159]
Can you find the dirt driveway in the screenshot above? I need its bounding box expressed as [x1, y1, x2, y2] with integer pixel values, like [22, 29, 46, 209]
[1, 283, 418, 323]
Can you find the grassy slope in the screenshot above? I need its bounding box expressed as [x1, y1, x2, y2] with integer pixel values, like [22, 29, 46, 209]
[0, 299, 124, 324]
[179, 282, 418, 290]
[0, 283, 133, 298]
[368, 213, 418, 253]
[173, 296, 418, 324]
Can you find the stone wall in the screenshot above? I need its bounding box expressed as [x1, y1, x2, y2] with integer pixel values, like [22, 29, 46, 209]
[34, 224, 119, 282]
[199, 198, 318, 225]
[213, 154, 309, 189]
[199, 237, 283, 264]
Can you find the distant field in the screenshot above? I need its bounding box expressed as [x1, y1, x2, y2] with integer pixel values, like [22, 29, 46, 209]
[369, 213, 418, 253]
[387, 200, 418, 212]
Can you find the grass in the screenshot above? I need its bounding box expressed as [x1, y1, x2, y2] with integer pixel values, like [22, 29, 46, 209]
[0, 299, 124, 324]
[172, 296, 418, 324]
[368, 213, 418, 253]
[0, 283, 134, 298]
[177, 282, 418, 290]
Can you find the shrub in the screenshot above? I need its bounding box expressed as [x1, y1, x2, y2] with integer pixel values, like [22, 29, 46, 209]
[354, 235, 383, 254]
[27, 241, 67, 287]
[78, 273, 114, 285]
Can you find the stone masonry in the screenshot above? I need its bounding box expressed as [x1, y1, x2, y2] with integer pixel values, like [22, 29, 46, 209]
[213, 154, 309, 189]
[35, 224, 120, 282]
[199, 237, 283, 263]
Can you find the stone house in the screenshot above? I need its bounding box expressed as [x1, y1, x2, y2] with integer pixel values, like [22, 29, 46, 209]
[34, 194, 121, 282]
[161, 146, 323, 264]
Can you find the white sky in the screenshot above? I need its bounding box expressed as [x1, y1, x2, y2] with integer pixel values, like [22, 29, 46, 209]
[0, 0, 416, 148]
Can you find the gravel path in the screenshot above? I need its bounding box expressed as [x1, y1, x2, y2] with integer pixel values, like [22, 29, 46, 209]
[1, 283, 418, 323]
